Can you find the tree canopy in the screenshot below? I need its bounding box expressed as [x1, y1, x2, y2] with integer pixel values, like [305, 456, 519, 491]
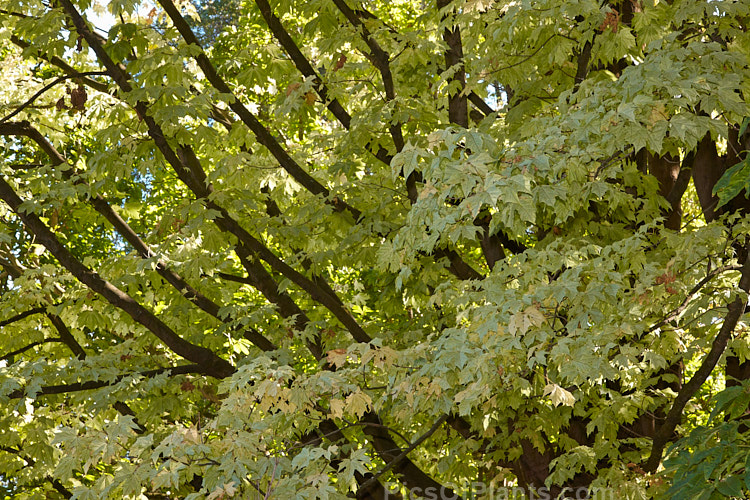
[0, 0, 749, 498]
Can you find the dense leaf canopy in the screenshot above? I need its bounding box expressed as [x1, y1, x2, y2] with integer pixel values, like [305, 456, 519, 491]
[0, 0, 749, 498]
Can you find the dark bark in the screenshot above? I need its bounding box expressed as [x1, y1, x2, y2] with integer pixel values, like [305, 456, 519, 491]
[647, 152, 682, 230]
[0, 176, 235, 378]
[331, 0, 404, 152]
[6, 364, 206, 400]
[437, 0, 468, 128]
[360, 412, 463, 499]
[692, 133, 725, 223]
[0, 120, 277, 352]
[154, 0, 360, 218]
[254, 0, 352, 130]
[644, 248, 750, 471]
[0, 306, 46, 327]
[0, 338, 63, 362]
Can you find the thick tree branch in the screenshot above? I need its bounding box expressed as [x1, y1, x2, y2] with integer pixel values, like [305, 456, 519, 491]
[59, 0, 374, 349]
[644, 248, 750, 472]
[360, 412, 463, 499]
[666, 151, 695, 207]
[468, 92, 494, 117]
[0, 338, 63, 362]
[299, 419, 402, 500]
[437, 0, 468, 128]
[232, 246, 324, 359]
[153, 0, 360, 219]
[6, 363, 205, 399]
[330, 0, 404, 152]
[0, 176, 235, 378]
[253, 0, 395, 166]
[357, 414, 447, 497]
[573, 41, 592, 92]
[211, 207, 372, 344]
[254, 0, 350, 130]
[0, 120, 276, 352]
[0, 306, 46, 327]
[692, 132, 725, 223]
[45, 313, 87, 359]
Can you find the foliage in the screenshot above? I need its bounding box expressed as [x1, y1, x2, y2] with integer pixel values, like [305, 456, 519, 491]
[0, 0, 749, 498]
[190, 0, 241, 45]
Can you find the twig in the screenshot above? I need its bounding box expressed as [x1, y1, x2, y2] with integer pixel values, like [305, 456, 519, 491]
[356, 414, 448, 497]
[0, 71, 108, 124]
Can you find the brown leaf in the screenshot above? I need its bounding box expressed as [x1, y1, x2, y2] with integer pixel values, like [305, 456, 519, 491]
[304, 92, 316, 105]
[326, 348, 348, 367]
[70, 85, 87, 111]
[55, 97, 67, 111]
[285, 82, 301, 96]
[599, 9, 620, 33]
[333, 54, 347, 72]
[655, 272, 676, 285]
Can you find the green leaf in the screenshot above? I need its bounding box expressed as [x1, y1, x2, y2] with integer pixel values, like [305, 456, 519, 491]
[713, 157, 750, 208]
[716, 476, 743, 497]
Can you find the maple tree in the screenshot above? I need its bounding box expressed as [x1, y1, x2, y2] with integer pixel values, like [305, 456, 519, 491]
[0, 0, 749, 498]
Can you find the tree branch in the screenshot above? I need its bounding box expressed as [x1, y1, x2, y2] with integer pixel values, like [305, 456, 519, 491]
[11, 34, 112, 93]
[356, 414, 448, 497]
[359, 412, 463, 499]
[0, 306, 46, 327]
[330, 0, 404, 152]
[644, 248, 750, 472]
[0, 175, 235, 378]
[0, 446, 73, 498]
[468, 92, 495, 117]
[253, 0, 396, 166]
[153, 0, 360, 219]
[644, 264, 740, 336]
[0, 71, 107, 124]
[0, 338, 63, 362]
[0, 259, 87, 359]
[437, 0, 468, 128]
[254, 0, 350, 130]
[1, 121, 276, 352]
[6, 363, 204, 399]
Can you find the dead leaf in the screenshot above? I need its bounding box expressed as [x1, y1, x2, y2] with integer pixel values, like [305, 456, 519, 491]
[286, 82, 301, 96]
[70, 85, 87, 111]
[333, 54, 347, 72]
